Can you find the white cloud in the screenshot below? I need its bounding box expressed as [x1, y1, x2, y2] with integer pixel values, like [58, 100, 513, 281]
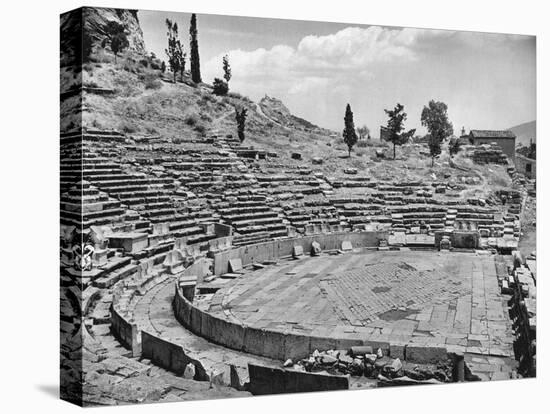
[204, 25, 455, 98]
[201, 25, 533, 131]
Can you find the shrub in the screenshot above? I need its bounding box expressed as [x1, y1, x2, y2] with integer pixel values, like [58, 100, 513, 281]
[119, 121, 137, 134]
[91, 119, 104, 129]
[90, 48, 113, 64]
[212, 78, 229, 96]
[184, 113, 198, 127]
[227, 91, 243, 100]
[145, 125, 158, 134]
[140, 72, 162, 90]
[200, 113, 212, 122]
[194, 124, 206, 135]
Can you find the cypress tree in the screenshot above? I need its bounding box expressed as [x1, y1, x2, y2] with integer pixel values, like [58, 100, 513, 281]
[343, 104, 358, 157]
[235, 107, 247, 142]
[189, 13, 202, 83]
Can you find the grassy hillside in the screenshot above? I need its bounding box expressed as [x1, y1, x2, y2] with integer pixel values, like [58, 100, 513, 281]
[76, 48, 513, 200]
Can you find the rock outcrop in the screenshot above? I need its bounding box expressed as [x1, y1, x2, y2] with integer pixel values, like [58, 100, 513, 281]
[83, 7, 146, 54]
[61, 7, 146, 66]
[259, 95, 330, 133]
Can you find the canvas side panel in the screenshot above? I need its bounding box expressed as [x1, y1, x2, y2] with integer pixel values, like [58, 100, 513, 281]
[60, 7, 84, 407]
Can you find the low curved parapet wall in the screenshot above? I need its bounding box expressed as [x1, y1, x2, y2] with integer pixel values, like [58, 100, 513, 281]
[141, 331, 208, 381]
[110, 285, 141, 357]
[212, 231, 388, 275]
[174, 283, 398, 362]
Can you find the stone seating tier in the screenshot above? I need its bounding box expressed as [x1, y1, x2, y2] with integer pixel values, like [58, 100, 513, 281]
[95, 176, 175, 189]
[223, 210, 279, 222]
[118, 195, 172, 207]
[219, 205, 270, 216]
[232, 217, 286, 230]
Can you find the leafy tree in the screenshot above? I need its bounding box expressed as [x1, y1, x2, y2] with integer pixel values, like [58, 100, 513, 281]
[448, 137, 461, 157]
[383, 103, 416, 159]
[223, 54, 232, 83]
[165, 19, 185, 83]
[110, 33, 129, 63]
[342, 104, 358, 157]
[212, 78, 229, 96]
[421, 100, 453, 166]
[235, 107, 248, 142]
[102, 21, 128, 63]
[212, 55, 231, 95]
[357, 125, 370, 140]
[189, 14, 202, 83]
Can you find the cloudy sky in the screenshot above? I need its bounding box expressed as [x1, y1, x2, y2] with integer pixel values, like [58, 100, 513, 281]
[139, 10, 536, 136]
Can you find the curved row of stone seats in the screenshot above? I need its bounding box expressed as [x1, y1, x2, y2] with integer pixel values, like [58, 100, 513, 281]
[169, 217, 210, 240]
[284, 206, 340, 232]
[303, 223, 346, 235]
[61, 181, 127, 229]
[326, 175, 373, 189]
[218, 196, 288, 242]
[232, 232, 271, 247]
[109, 248, 283, 388]
[74, 149, 187, 228]
[109, 254, 279, 389]
[163, 158, 241, 171]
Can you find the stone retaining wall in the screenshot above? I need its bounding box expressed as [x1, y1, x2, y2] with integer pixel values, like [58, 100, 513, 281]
[212, 231, 388, 275]
[110, 300, 140, 357]
[247, 363, 349, 395]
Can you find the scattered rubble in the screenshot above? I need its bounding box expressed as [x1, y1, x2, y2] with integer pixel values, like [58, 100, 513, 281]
[284, 348, 454, 385]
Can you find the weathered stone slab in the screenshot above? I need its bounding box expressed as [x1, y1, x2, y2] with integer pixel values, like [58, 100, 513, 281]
[406, 345, 448, 364]
[228, 258, 243, 273]
[292, 245, 304, 258]
[341, 241, 352, 251]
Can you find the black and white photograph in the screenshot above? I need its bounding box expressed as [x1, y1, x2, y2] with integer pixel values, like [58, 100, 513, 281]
[2, 0, 547, 412]
[57, 4, 539, 407]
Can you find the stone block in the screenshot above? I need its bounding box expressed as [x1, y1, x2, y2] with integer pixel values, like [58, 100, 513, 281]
[292, 245, 304, 258]
[228, 258, 243, 273]
[243, 328, 266, 355]
[335, 337, 363, 351]
[363, 340, 390, 355]
[284, 333, 311, 360]
[341, 241, 352, 251]
[350, 345, 373, 356]
[218, 319, 245, 351]
[310, 241, 322, 256]
[309, 336, 337, 354]
[263, 330, 286, 360]
[183, 363, 195, 379]
[390, 343, 406, 359]
[406, 345, 448, 364]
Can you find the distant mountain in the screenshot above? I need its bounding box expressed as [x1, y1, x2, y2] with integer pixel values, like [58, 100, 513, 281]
[509, 120, 536, 147]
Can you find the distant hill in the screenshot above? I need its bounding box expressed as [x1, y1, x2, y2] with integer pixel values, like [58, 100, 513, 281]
[509, 120, 536, 147]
